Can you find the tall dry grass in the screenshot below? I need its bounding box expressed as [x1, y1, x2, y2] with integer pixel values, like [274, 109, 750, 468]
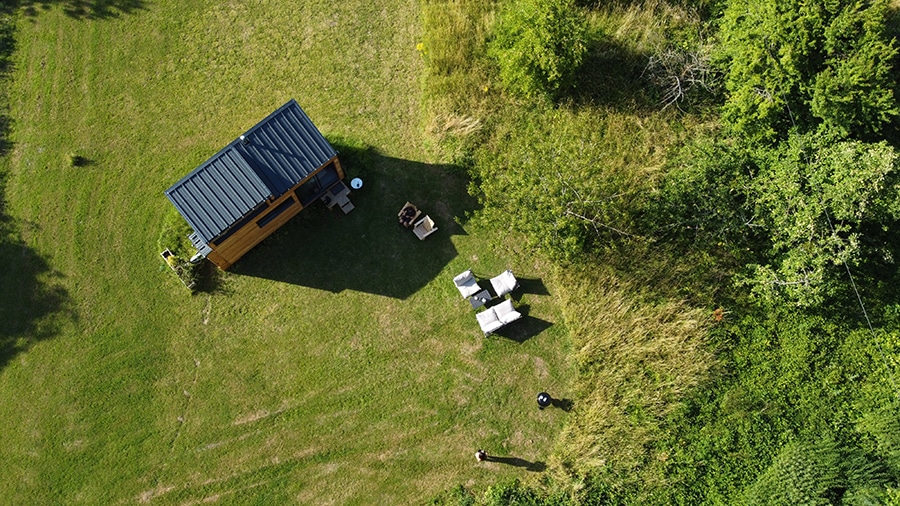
[593, 0, 702, 53]
[421, 0, 498, 126]
[548, 263, 714, 493]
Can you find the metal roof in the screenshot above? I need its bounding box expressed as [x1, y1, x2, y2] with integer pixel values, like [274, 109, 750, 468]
[165, 100, 337, 244]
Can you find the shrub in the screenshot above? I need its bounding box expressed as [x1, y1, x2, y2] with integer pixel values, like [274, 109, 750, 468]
[157, 207, 202, 291]
[430, 484, 476, 506]
[157, 206, 195, 259]
[742, 437, 892, 505]
[488, 0, 588, 100]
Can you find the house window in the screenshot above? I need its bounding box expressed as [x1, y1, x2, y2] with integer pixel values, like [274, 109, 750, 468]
[257, 197, 297, 228]
[211, 202, 270, 245]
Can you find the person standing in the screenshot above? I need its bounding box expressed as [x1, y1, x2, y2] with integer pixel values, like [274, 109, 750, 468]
[475, 449, 487, 462]
[537, 392, 552, 409]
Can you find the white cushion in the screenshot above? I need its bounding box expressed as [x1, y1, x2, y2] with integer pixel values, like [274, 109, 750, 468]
[490, 270, 518, 297]
[500, 311, 522, 324]
[453, 270, 481, 298]
[476, 301, 522, 334]
[476, 309, 503, 333]
[493, 300, 521, 324]
[453, 270, 473, 286]
[493, 299, 515, 316]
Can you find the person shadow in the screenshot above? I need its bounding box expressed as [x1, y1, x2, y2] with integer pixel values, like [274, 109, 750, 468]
[486, 456, 546, 472]
[551, 398, 574, 412]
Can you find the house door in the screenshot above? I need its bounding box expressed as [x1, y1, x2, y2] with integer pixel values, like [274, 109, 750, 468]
[297, 165, 340, 206]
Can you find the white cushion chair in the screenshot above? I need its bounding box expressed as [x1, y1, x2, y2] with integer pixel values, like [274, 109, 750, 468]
[453, 270, 482, 299]
[413, 215, 437, 240]
[475, 299, 522, 336]
[489, 269, 519, 298]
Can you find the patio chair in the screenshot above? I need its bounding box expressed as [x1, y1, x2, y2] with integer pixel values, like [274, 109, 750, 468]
[453, 269, 482, 299]
[489, 269, 519, 298]
[475, 299, 522, 336]
[413, 215, 437, 240]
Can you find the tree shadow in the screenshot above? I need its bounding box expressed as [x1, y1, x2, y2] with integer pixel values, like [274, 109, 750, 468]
[230, 141, 479, 299]
[0, 217, 75, 371]
[841, 219, 900, 321]
[15, 0, 146, 20]
[571, 38, 658, 112]
[486, 456, 546, 472]
[569, 33, 719, 114]
[0, 9, 73, 371]
[489, 304, 553, 343]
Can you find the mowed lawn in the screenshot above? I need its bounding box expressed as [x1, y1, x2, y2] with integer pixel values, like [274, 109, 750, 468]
[0, 1, 572, 504]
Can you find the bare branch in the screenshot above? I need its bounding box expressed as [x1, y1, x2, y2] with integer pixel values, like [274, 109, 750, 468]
[563, 209, 637, 238]
[643, 47, 715, 110]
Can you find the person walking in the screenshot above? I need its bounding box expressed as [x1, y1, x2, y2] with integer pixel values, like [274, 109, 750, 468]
[475, 449, 487, 462]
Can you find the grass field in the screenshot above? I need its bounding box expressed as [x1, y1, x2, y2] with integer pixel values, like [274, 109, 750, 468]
[0, 1, 574, 503]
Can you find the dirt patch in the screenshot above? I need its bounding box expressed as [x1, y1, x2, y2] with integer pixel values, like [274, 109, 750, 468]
[532, 356, 549, 379]
[137, 485, 175, 503]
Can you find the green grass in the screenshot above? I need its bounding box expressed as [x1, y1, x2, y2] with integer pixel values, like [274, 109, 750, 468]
[0, 1, 573, 503]
[12, 1, 896, 504]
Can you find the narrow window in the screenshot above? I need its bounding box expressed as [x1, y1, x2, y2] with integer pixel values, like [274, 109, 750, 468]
[257, 197, 297, 228]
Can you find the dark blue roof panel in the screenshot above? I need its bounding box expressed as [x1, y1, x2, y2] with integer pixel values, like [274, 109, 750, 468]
[236, 101, 336, 195]
[165, 100, 336, 244]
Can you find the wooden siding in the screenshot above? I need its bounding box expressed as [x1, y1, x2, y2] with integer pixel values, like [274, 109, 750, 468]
[333, 156, 345, 180]
[206, 156, 344, 270]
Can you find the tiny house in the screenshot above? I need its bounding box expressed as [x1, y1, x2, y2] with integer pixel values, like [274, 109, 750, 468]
[165, 99, 351, 270]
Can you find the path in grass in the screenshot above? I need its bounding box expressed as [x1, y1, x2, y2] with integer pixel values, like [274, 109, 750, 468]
[0, 1, 572, 503]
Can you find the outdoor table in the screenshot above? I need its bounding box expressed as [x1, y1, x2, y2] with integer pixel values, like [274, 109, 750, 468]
[469, 289, 491, 309]
[399, 206, 417, 227]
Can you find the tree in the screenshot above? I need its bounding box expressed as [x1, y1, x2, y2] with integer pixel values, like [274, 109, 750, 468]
[810, 1, 899, 139]
[717, 0, 898, 143]
[655, 132, 900, 306]
[740, 134, 900, 305]
[488, 0, 588, 100]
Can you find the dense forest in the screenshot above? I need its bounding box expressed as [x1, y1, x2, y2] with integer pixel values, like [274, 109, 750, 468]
[424, 0, 900, 503]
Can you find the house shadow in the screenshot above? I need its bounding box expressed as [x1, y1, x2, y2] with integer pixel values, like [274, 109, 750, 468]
[489, 304, 553, 343]
[231, 141, 479, 299]
[486, 456, 546, 472]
